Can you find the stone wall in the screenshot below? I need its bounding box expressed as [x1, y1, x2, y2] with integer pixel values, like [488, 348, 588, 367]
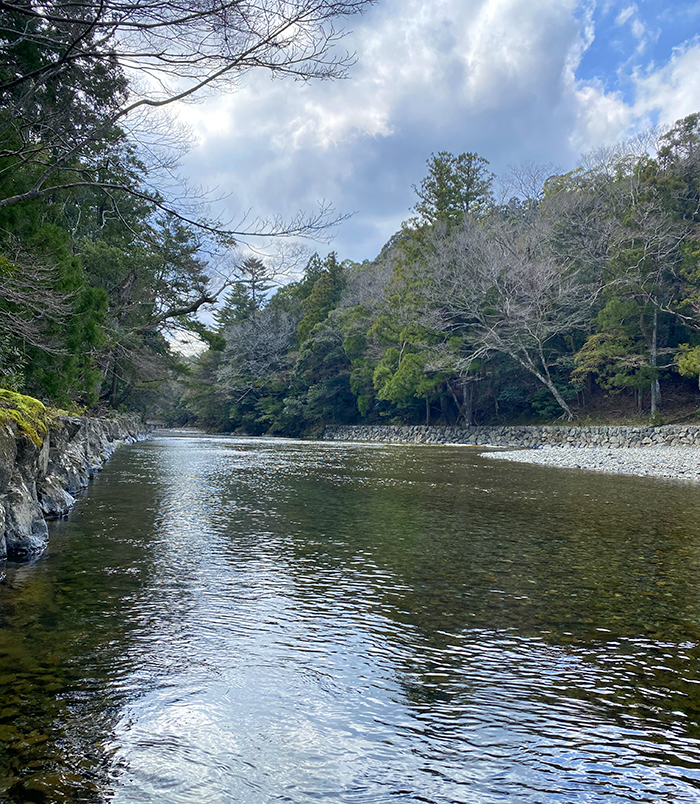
[324, 423, 700, 448]
[0, 414, 149, 560]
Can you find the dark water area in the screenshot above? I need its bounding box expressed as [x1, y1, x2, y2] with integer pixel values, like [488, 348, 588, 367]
[2, 435, 700, 802]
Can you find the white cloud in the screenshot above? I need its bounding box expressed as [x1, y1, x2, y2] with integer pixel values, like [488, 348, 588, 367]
[632, 39, 700, 125]
[569, 82, 634, 152]
[615, 5, 637, 27]
[630, 18, 646, 41]
[180, 0, 582, 154]
[171, 0, 700, 261]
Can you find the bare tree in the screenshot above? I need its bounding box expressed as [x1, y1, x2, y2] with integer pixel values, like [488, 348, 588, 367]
[0, 239, 76, 390]
[422, 216, 600, 420]
[497, 160, 560, 205]
[0, 239, 73, 348]
[218, 307, 296, 401]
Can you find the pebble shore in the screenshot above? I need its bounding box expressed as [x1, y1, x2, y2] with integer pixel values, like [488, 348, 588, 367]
[483, 445, 700, 482]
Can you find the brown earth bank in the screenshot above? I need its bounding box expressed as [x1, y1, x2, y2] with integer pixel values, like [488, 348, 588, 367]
[0, 409, 149, 560]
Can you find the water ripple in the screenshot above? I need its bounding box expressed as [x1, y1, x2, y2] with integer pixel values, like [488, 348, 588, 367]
[3, 436, 700, 802]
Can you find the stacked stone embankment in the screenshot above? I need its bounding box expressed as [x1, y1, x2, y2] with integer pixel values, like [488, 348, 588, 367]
[0, 413, 149, 560]
[323, 423, 700, 448]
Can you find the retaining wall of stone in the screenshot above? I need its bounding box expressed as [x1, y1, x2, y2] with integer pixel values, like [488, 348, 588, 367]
[323, 423, 700, 448]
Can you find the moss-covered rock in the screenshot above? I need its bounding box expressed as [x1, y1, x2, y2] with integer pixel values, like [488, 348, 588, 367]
[0, 394, 149, 559]
[0, 389, 49, 448]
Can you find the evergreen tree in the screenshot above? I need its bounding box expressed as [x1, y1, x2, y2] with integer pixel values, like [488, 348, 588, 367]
[411, 151, 494, 228]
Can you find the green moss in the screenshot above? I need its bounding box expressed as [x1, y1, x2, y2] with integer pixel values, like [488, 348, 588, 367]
[0, 389, 49, 448]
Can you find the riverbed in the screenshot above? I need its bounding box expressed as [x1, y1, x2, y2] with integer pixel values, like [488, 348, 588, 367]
[2, 434, 700, 802]
[484, 444, 700, 481]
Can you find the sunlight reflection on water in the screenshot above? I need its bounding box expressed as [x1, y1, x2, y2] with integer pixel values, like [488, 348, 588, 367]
[3, 435, 700, 802]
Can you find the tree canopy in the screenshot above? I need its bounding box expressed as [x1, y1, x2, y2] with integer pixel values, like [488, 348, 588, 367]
[0, 0, 376, 410]
[176, 120, 700, 434]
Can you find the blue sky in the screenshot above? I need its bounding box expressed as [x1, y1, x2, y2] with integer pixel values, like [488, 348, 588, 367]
[175, 0, 700, 267]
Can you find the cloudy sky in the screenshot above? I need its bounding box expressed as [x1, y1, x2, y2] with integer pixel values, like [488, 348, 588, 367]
[175, 0, 700, 264]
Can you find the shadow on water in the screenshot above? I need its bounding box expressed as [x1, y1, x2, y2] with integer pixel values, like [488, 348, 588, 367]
[0, 445, 167, 802]
[2, 435, 700, 801]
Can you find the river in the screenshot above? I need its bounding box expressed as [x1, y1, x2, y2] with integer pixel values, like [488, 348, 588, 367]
[2, 433, 700, 803]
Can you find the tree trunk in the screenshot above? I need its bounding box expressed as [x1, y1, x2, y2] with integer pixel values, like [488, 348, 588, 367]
[650, 307, 659, 415]
[447, 380, 475, 427]
[108, 360, 118, 405]
[512, 352, 573, 420]
[114, 382, 134, 408]
[463, 381, 474, 426]
[439, 392, 448, 423]
[544, 377, 573, 420]
[425, 395, 430, 426]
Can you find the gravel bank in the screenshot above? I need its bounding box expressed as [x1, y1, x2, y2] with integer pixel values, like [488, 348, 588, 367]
[482, 445, 700, 482]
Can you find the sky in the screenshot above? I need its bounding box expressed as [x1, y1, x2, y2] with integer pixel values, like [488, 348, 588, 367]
[175, 0, 700, 266]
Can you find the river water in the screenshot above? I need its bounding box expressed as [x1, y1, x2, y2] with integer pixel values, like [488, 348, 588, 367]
[2, 434, 700, 803]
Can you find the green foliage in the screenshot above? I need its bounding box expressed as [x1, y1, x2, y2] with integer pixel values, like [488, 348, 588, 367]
[571, 293, 671, 401]
[676, 344, 700, 388]
[297, 253, 344, 344]
[530, 385, 579, 420]
[0, 389, 49, 447]
[411, 151, 494, 227]
[286, 321, 356, 426]
[8, 108, 700, 427]
[374, 351, 437, 404]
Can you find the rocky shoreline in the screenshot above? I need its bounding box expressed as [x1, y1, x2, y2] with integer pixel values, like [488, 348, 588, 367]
[483, 445, 700, 482]
[0, 412, 149, 560]
[323, 423, 700, 483]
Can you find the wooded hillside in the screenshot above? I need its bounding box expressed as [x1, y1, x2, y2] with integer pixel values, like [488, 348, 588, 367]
[1, 4, 699, 431]
[180, 120, 700, 433]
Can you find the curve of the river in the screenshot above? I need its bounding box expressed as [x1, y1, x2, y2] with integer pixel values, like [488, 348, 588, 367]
[2, 434, 700, 803]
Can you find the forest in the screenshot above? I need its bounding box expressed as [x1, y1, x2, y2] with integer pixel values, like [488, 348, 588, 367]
[2, 4, 700, 434]
[179, 123, 700, 434]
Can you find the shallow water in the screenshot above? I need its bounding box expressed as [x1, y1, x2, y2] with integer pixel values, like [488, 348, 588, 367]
[2, 434, 700, 802]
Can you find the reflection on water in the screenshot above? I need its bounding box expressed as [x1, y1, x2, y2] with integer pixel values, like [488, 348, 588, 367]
[2, 435, 700, 802]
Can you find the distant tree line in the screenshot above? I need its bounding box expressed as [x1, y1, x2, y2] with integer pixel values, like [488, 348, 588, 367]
[177, 115, 700, 433]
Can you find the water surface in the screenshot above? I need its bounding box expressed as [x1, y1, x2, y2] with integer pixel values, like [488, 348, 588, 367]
[2, 435, 700, 802]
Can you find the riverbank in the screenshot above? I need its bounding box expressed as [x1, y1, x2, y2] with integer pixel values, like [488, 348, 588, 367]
[323, 423, 700, 447]
[484, 445, 700, 481]
[323, 423, 700, 482]
[0, 392, 150, 559]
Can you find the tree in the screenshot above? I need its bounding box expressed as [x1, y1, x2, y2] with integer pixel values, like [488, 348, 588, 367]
[0, 0, 375, 237]
[73, 213, 231, 406]
[215, 257, 276, 328]
[0, 241, 73, 351]
[373, 349, 445, 424]
[296, 252, 345, 343]
[217, 305, 297, 432]
[411, 151, 494, 228]
[676, 343, 700, 389]
[572, 298, 653, 412]
[285, 319, 356, 428]
[544, 146, 688, 415]
[422, 215, 597, 419]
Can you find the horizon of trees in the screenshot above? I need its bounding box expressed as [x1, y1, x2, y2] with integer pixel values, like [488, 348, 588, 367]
[1, 3, 699, 432]
[173, 114, 700, 434]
